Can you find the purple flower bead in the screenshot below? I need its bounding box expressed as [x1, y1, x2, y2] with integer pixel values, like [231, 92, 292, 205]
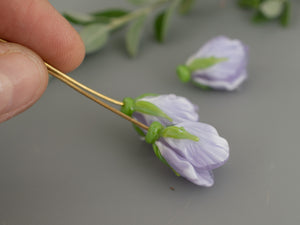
[177, 36, 248, 91]
[155, 121, 229, 187]
[132, 94, 199, 127]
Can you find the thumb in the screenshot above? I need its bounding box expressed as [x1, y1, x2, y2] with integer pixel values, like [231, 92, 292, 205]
[0, 42, 48, 123]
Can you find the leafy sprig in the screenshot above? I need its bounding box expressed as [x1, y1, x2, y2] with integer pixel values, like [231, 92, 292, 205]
[237, 0, 291, 26]
[64, 0, 195, 56]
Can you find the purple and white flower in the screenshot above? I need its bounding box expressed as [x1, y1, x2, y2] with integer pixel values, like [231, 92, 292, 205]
[177, 36, 248, 91]
[147, 121, 229, 187]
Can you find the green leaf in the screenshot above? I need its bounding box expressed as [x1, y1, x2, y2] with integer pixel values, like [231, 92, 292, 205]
[187, 57, 228, 72]
[63, 11, 97, 25]
[280, 1, 290, 27]
[133, 124, 146, 137]
[259, 0, 284, 19]
[79, 24, 109, 54]
[237, 0, 261, 9]
[154, 0, 181, 42]
[178, 0, 196, 14]
[91, 8, 129, 18]
[125, 14, 148, 57]
[135, 101, 173, 122]
[160, 126, 199, 142]
[252, 10, 269, 23]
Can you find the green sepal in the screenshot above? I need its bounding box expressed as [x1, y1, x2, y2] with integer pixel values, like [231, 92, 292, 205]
[145, 122, 164, 144]
[135, 101, 173, 122]
[121, 97, 135, 116]
[187, 57, 228, 72]
[160, 126, 199, 142]
[133, 124, 146, 137]
[176, 65, 191, 83]
[153, 144, 180, 176]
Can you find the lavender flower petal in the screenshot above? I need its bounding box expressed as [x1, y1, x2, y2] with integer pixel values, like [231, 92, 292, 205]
[155, 121, 229, 186]
[187, 36, 248, 90]
[133, 94, 199, 127]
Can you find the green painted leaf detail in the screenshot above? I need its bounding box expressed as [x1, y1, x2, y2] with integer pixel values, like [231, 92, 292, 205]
[135, 101, 173, 122]
[252, 10, 269, 23]
[125, 14, 148, 57]
[187, 57, 228, 72]
[259, 0, 284, 19]
[152, 144, 180, 176]
[280, 1, 290, 27]
[154, 0, 181, 42]
[160, 126, 199, 142]
[63, 11, 97, 25]
[91, 9, 129, 18]
[79, 24, 109, 54]
[178, 0, 196, 14]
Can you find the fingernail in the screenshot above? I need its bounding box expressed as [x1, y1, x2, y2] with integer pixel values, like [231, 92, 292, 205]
[0, 43, 48, 122]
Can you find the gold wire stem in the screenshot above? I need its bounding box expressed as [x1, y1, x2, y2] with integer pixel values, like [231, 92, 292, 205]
[0, 38, 149, 131]
[49, 70, 149, 130]
[46, 63, 123, 106]
[0, 38, 123, 106]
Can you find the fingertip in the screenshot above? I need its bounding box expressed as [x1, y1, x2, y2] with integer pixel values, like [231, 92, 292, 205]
[0, 42, 48, 123]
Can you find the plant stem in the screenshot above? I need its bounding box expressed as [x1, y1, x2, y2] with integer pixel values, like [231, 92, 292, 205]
[107, 0, 172, 31]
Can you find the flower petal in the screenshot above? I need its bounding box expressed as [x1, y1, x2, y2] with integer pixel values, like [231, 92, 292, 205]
[160, 121, 229, 170]
[187, 36, 248, 90]
[156, 140, 214, 187]
[133, 94, 199, 127]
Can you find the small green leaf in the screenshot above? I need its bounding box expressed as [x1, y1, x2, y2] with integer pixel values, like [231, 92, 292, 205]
[238, 0, 261, 9]
[252, 10, 269, 23]
[160, 126, 199, 142]
[125, 14, 148, 57]
[259, 0, 284, 19]
[63, 11, 97, 25]
[280, 1, 290, 27]
[187, 57, 228, 72]
[178, 0, 196, 14]
[79, 24, 109, 54]
[154, 0, 181, 42]
[135, 101, 173, 122]
[91, 8, 129, 18]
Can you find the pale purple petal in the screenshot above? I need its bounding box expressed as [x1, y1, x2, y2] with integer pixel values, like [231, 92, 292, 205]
[156, 141, 214, 187]
[187, 36, 248, 91]
[163, 121, 229, 170]
[133, 94, 199, 127]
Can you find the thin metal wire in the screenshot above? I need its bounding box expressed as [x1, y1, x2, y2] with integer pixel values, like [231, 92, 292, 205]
[0, 38, 149, 130]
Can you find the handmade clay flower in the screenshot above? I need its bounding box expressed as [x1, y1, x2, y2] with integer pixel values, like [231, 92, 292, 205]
[121, 94, 199, 128]
[145, 121, 229, 187]
[177, 36, 248, 91]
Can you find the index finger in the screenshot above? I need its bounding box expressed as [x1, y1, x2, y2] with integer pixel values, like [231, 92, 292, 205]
[0, 0, 85, 72]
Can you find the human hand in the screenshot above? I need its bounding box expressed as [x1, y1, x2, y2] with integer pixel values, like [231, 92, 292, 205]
[0, 0, 85, 123]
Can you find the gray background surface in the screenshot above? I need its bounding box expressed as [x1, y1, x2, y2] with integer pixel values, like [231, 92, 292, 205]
[1, 0, 300, 224]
